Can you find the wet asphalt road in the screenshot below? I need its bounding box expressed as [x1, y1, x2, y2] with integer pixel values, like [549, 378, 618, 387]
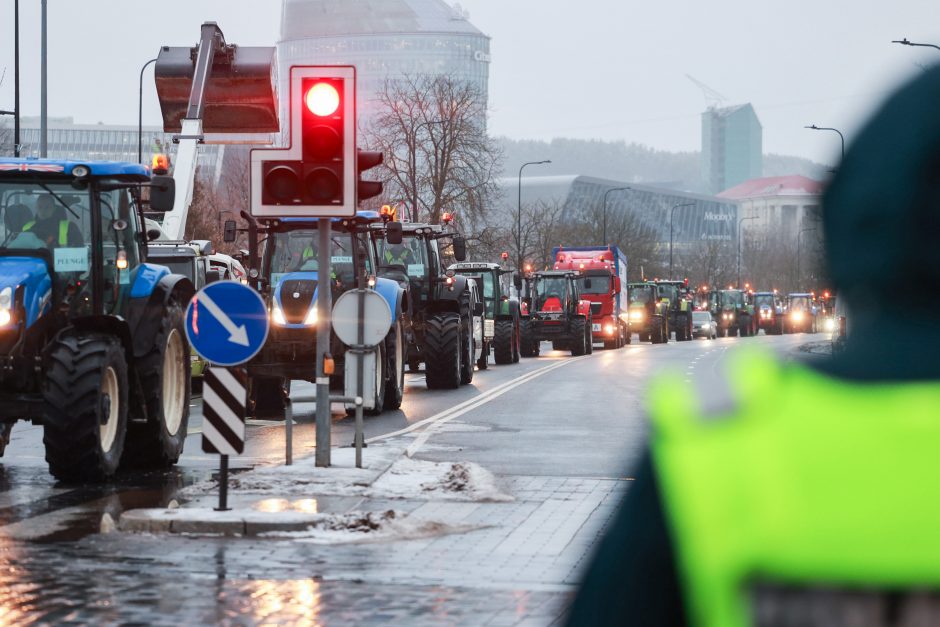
[0, 331, 821, 624]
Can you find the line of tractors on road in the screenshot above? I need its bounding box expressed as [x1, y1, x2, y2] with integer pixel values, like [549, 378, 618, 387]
[0, 160, 834, 484]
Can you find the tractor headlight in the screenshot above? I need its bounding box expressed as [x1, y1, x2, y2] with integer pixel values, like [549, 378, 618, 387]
[0, 287, 12, 327]
[304, 306, 318, 326]
[824, 317, 836, 332]
[271, 304, 287, 326]
[629, 309, 644, 322]
[792, 311, 804, 321]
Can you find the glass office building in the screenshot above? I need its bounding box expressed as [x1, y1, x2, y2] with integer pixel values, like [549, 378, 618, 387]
[278, 0, 490, 124]
[701, 103, 763, 195]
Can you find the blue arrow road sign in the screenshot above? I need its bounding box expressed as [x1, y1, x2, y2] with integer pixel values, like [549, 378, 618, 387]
[185, 282, 269, 367]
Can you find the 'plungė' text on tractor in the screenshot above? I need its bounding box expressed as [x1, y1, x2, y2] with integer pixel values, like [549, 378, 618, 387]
[0, 158, 194, 481]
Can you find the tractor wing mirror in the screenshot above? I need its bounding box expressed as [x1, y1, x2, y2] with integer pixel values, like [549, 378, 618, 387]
[473, 301, 485, 316]
[513, 273, 522, 291]
[149, 175, 176, 213]
[386, 221, 404, 245]
[451, 235, 467, 262]
[223, 220, 237, 243]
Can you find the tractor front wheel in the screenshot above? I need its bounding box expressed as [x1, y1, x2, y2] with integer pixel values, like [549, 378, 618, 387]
[493, 319, 515, 364]
[571, 319, 588, 356]
[124, 298, 190, 469]
[43, 334, 128, 482]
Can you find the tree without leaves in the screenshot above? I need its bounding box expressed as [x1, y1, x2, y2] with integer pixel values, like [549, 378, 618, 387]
[363, 75, 502, 225]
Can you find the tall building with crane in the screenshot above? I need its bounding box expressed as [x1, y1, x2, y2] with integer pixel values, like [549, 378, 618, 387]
[687, 76, 763, 194]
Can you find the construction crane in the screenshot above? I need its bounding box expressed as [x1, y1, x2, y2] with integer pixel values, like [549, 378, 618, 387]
[685, 74, 727, 110]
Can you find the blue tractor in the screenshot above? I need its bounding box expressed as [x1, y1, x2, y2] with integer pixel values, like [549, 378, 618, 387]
[230, 211, 408, 417]
[0, 158, 194, 481]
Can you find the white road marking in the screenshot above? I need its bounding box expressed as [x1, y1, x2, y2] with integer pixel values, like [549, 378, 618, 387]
[366, 356, 591, 456]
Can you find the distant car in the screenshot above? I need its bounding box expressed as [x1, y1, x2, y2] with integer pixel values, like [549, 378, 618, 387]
[692, 310, 717, 340]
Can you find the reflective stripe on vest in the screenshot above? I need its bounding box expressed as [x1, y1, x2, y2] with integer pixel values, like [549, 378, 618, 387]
[385, 249, 409, 266]
[23, 219, 69, 245]
[648, 349, 940, 627]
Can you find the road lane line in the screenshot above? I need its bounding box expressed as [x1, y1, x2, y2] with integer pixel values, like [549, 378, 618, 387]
[367, 355, 591, 454]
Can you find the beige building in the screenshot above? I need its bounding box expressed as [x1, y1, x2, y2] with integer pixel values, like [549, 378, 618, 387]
[718, 175, 823, 241]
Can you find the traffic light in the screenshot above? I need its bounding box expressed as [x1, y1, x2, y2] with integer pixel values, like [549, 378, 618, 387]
[250, 66, 357, 217]
[357, 150, 384, 203]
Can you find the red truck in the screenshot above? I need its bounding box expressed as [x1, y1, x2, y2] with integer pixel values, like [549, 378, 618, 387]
[552, 246, 630, 349]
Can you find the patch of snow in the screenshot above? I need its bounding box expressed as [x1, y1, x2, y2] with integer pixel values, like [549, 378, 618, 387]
[260, 510, 480, 544]
[369, 458, 513, 503]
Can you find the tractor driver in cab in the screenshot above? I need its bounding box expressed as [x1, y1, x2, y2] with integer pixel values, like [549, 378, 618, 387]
[25, 194, 83, 249]
[384, 241, 416, 268]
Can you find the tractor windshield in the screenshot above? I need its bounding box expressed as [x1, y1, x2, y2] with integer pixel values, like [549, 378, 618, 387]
[267, 229, 370, 288]
[535, 276, 568, 310]
[754, 294, 775, 308]
[578, 275, 610, 295]
[455, 271, 497, 316]
[629, 286, 652, 304]
[720, 291, 744, 307]
[0, 181, 90, 255]
[375, 234, 428, 279]
[789, 295, 811, 311]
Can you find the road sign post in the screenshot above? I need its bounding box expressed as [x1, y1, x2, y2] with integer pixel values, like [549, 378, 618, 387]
[333, 288, 392, 468]
[315, 219, 332, 467]
[186, 281, 269, 510]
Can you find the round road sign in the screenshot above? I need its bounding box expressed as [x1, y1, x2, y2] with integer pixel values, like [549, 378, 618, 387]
[185, 281, 269, 367]
[332, 289, 392, 347]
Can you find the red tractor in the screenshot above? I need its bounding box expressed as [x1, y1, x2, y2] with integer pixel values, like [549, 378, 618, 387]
[520, 271, 594, 356]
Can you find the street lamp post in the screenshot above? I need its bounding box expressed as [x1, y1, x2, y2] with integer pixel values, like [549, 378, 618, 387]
[805, 124, 845, 162]
[14, 0, 20, 156]
[892, 38, 940, 52]
[602, 187, 630, 245]
[516, 160, 551, 271]
[797, 227, 818, 286]
[40, 0, 47, 157]
[669, 202, 694, 279]
[138, 57, 159, 164]
[410, 119, 444, 223]
[737, 215, 758, 289]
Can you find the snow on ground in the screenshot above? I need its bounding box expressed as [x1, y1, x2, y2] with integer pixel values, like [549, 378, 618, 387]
[260, 510, 480, 544]
[798, 340, 834, 355]
[179, 442, 513, 503]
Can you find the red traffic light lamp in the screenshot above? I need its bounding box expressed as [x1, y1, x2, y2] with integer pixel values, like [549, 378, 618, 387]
[250, 66, 359, 217]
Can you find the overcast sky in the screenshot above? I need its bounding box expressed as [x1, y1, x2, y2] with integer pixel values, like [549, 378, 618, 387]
[1, 0, 937, 167]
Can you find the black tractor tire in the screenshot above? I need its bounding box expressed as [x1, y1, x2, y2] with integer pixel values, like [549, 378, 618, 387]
[511, 316, 521, 363]
[571, 319, 588, 356]
[382, 319, 405, 411]
[459, 315, 475, 386]
[493, 319, 515, 365]
[123, 298, 190, 469]
[365, 342, 388, 416]
[477, 342, 490, 369]
[250, 376, 289, 419]
[585, 319, 594, 354]
[604, 339, 618, 350]
[43, 334, 128, 482]
[424, 313, 461, 390]
[408, 358, 421, 373]
[651, 317, 667, 344]
[639, 331, 650, 343]
[552, 341, 567, 351]
[520, 320, 539, 357]
[623, 326, 632, 345]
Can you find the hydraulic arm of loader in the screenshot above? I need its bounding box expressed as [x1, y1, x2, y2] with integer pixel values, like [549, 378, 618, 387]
[154, 22, 279, 240]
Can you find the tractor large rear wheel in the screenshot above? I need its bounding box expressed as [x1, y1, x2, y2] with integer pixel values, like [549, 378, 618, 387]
[424, 313, 461, 389]
[571, 319, 587, 356]
[382, 319, 405, 411]
[459, 315, 475, 385]
[43, 334, 128, 482]
[365, 342, 388, 416]
[493, 319, 514, 364]
[124, 299, 190, 469]
[520, 320, 539, 357]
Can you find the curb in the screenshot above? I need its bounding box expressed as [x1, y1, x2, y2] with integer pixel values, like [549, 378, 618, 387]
[119, 508, 325, 536]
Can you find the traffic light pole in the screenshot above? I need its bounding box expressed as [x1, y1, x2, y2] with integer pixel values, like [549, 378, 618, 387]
[315, 218, 332, 467]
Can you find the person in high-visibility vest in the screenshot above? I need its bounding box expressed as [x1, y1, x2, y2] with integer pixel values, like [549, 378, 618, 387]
[24, 195, 82, 248]
[384, 242, 415, 268]
[567, 65, 940, 627]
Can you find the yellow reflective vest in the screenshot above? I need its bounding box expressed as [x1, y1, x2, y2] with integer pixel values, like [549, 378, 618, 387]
[649, 349, 940, 627]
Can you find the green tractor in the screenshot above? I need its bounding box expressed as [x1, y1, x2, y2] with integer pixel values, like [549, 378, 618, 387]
[655, 279, 694, 341]
[0, 158, 194, 481]
[448, 261, 524, 366]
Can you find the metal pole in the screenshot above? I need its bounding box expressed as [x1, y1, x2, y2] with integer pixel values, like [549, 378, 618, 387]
[138, 58, 158, 164]
[215, 455, 230, 511]
[737, 215, 758, 289]
[355, 289, 366, 468]
[315, 219, 332, 467]
[14, 0, 20, 157]
[285, 399, 293, 465]
[39, 0, 47, 157]
[805, 125, 845, 162]
[517, 160, 551, 272]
